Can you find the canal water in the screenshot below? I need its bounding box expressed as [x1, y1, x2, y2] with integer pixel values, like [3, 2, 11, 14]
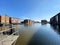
[15, 23, 60, 45]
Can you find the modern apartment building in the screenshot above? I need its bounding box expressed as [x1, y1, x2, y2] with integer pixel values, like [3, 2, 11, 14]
[50, 13, 60, 25]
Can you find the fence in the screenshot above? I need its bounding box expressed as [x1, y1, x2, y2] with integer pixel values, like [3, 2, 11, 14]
[0, 25, 20, 45]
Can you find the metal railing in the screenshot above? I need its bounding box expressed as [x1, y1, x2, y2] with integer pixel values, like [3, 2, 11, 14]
[0, 25, 20, 45]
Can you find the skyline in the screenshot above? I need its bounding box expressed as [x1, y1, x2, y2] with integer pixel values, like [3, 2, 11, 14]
[0, 0, 60, 21]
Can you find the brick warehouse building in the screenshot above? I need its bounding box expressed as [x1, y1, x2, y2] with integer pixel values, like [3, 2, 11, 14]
[0, 14, 20, 25]
[23, 19, 34, 24]
[1, 15, 10, 25]
[11, 17, 20, 24]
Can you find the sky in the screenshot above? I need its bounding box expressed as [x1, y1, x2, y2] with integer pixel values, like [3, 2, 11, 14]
[0, 0, 60, 21]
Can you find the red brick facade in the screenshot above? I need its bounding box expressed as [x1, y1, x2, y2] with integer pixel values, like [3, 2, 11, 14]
[0, 14, 20, 25]
[1, 15, 9, 24]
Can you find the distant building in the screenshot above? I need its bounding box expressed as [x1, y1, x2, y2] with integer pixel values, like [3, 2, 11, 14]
[0, 16, 1, 24]
[50, 13, 60, 25]
[22, 19, 34, 24]
[41, 20, 47, 24]
[34, 21, 40, 23]
[11, 17, 20, 24]
[21, 21, 24, 24]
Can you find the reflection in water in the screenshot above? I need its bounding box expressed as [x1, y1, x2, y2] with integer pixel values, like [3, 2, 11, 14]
[16, 23, 60, 45]
[50, 24, 60, 34]
[24, 24, 32, 27]
[41, 22, 47, 25]
[28, 24, 60, 45]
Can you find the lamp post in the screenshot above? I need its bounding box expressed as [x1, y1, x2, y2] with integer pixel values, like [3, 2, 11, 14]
[3, 15, 6, 27]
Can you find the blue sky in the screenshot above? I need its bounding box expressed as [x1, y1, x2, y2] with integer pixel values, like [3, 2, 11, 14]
[0, 0, 60, 21]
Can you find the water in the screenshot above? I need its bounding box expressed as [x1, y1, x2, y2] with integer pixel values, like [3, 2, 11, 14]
[15, 23, 60, 45]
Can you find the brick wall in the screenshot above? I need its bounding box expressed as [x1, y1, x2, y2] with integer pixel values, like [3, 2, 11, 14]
[1, 15, 9, 24]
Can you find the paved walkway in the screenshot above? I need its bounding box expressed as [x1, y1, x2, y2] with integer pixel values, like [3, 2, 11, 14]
[0, 35, 19, 45]
[0, 25, 20, 45]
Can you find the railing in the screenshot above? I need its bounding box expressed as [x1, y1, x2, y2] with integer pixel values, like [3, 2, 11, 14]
[0, 25, 20, 45]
